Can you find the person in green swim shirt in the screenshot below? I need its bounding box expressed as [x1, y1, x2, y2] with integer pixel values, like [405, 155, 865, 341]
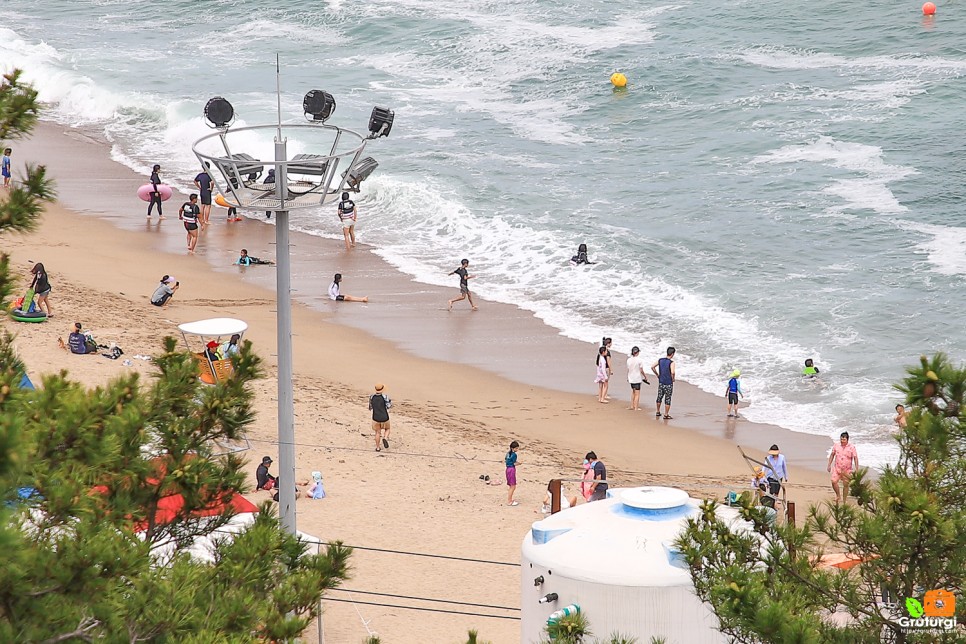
[803, 358, 820, 378]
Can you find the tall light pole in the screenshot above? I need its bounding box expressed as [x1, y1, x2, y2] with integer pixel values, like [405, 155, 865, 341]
[192, 63, 394, 534]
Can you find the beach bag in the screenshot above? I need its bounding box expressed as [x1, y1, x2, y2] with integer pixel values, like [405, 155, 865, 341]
[263, 478, 275, 491]
[726, 491, 740, 506]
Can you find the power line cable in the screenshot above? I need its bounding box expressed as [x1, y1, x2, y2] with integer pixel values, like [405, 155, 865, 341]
[321, 597, 520, 621]
[329, 588, 519, 612]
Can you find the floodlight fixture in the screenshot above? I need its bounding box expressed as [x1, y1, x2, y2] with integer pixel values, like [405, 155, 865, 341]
[204, 97, 235, 128]
[344, 156, 379, 190]
[367, 106, 394, 138]
[303, 90, 336, 123]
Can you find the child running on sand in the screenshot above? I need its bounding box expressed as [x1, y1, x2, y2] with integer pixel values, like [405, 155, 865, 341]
[447, 259, 478, 311]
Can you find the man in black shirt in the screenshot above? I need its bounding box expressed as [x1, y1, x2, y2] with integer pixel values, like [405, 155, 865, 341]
[255, 456, 276, 493]
[447, 258, 478, 311]
[193, 163, 214, 227]
[586, 451, 608, 501]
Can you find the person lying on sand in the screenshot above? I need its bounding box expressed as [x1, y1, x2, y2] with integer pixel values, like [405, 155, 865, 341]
[235, 249, 274, 265]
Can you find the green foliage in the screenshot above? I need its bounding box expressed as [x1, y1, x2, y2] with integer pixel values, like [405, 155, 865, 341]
[0, 69, 38, 141]
[465, 628, 492, 644]
[542, 611, 591, 643]
[0, 69, 56, 304]
[679, 353, 966, 643]
[0, 336, 352, 641]
[364, 637, 382, 644]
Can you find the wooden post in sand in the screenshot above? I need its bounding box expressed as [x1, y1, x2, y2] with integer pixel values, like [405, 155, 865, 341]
[550, 478, 562, 514]
[787, 501, 796, 526]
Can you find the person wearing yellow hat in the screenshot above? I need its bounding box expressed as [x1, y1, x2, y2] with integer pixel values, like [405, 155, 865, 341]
[725, 369, 744, 417]
[750, 466, 767, 495]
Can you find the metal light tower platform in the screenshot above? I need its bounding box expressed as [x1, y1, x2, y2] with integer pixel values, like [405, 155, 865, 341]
[191, 64, 393, 536]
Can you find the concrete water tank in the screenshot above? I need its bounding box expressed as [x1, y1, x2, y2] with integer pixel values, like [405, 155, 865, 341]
[520, 486, 746, 643]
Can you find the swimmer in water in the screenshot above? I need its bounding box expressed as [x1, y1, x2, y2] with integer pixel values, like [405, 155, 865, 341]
[802, 358, 820, 378]
[570, 243, 595, 265]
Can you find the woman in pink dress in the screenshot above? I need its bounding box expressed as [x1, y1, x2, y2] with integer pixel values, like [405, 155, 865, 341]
[595, 346, 609, 403]
[827, 431, 859, 503]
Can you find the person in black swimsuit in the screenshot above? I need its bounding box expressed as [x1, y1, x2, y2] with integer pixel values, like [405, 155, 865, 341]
[193, 162, 214, 227]
[147, 164, 163, 219]
[179, 194, 201, 253]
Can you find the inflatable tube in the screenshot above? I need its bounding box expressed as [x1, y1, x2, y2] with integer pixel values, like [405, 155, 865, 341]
[10, 308, 47, 323]
[214, 194, 230, 208]
[137, 184, 173, 202]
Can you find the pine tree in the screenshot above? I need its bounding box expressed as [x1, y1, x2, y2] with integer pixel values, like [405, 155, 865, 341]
[677, 354, 966, 643]
[0, 70, 351, 641]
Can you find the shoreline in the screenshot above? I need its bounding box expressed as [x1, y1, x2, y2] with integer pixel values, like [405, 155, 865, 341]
[23, 120, 838, 474]
[2, 121, 846, 641]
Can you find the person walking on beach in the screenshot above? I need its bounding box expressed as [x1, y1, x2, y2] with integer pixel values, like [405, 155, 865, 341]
[29, 262, 52, 318]
[585, 451, 608, 501]
[193, 162, 214, 227]
[651, 346, 676, 419]
[827, 431, 859, 504]
[725, 369, 744, 417]
[601, 338, 614, 392]
[595, 346, 610, 403]
[328, 273, 368, 303]
[505, 440, 520, 506]
[264, 169, 275, 219]
[337, 191, 357, 251]
[147, 164, 164, 219]
[179, 194, 201, 253]
[626, 346, 650, 410]
[2, 148, 11, 188]
[764, 444, 788, 497]
[447, 259, 478, 311]
[369, 383, 392, 451]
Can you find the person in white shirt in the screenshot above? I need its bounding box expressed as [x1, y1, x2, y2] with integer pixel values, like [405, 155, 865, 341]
[625, 346, 651, 411]
[328, 273, 368, 303]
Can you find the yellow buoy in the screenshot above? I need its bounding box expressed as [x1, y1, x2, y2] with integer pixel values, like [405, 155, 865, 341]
[610, 72, 627, 88]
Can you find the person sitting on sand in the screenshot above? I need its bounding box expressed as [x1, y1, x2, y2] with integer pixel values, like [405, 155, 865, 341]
[255, 456, 276, 493]
[570, 243, 595, 265]
[150, 275, 178, 307]
[894, 404, 907, 429]
[235, 249, 274, 265]
[64, 322, 96, 355]
[328, 273, 368, 303]
[298, 471, 326, 500]
[538, 482, 578, 514]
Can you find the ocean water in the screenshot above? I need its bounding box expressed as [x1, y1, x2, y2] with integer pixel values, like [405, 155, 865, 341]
[4, 0, 966, 467]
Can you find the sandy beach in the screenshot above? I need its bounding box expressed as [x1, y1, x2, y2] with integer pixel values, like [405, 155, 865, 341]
[2, 122, 843, 642]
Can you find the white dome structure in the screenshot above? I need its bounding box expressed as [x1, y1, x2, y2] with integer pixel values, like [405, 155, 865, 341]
[520, 486, 748, 643]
